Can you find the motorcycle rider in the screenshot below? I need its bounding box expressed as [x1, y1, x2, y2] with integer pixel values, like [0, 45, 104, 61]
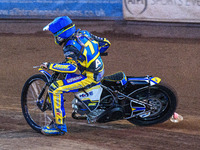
[40, 16, 111, 135]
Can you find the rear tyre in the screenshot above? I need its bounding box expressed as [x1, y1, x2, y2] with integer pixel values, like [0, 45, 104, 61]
[127, 84, 177, 126]
[21, 74, 52, 132]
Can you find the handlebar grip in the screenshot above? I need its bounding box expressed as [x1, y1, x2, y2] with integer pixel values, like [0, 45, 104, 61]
[33, 66, 40, 68]
[100, 52, 108, 56]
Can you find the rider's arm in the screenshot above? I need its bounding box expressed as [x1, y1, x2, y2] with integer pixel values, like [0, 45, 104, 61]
[90, 33, 111, 53]
[47, 60, 77, 73]
[46, 46, 78, 73]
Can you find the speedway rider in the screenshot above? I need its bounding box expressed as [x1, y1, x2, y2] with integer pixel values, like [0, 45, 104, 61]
[40, 16, 111, 135]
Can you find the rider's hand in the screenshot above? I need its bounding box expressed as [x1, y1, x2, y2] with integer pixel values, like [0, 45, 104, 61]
[40, 62, 48, 69]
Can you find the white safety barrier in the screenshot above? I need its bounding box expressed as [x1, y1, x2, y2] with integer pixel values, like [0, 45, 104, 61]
[123, 0, 200, 23]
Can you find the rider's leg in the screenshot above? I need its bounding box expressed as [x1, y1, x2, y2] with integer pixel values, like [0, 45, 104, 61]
[41, 80, 67, 135]
[41, 74, 96, 135]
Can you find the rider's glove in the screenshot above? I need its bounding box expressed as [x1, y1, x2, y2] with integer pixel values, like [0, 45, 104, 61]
[40, 62, 49, 69]
[66, 57, 77, 66]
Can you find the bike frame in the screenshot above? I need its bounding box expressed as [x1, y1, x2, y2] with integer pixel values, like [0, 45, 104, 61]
[37, 68, 163, 120]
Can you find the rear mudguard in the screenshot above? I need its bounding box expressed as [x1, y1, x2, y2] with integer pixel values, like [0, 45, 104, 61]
[127, 76, 161, 86]
[38, 68, 52, 82]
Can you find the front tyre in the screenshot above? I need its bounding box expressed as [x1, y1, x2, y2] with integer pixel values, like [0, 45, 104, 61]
[21, 74, 52, 132]
[127, 84, 177, 126]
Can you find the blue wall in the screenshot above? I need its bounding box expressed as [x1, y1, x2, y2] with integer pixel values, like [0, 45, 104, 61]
[0, 0, 123, 20]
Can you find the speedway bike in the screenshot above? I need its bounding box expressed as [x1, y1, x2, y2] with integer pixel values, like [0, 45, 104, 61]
[21, 53, 177, 133]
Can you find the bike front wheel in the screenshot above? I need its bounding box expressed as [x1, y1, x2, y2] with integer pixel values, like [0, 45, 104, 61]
[21, 74, 53, 132]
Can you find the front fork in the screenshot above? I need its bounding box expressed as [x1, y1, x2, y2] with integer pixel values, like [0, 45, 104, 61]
[36, 69, 53, 112]
[36, 83, 52, 112]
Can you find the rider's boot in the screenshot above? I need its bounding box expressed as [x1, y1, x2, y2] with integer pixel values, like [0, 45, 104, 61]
[41, 118, 67, 135]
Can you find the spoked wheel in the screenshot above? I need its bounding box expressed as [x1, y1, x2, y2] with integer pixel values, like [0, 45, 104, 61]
[126, 84, 177, 126]
[21, 74, 53, 132]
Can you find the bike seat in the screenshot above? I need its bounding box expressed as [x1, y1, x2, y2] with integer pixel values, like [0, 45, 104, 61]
[102, 72, 127, 86]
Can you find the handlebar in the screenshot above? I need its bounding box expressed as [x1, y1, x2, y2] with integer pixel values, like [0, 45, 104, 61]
[33, 66, 40, 68]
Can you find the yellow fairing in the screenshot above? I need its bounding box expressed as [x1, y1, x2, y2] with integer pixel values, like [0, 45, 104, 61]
[132, 108, 136, 111]
[88, 103, 98, 106]
[151, 77, 161, 84]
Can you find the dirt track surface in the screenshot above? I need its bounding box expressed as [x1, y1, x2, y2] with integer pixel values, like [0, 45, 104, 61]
[1, 23, 200, 150]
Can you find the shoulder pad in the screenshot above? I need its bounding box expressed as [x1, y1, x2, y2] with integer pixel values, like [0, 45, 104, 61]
[80, 30, 91, 37]
[66, 40, 82, 51]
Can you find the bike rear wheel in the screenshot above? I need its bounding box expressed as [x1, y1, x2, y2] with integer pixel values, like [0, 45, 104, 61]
[21, 74, 52, 132]
[126, 83, 177, 126]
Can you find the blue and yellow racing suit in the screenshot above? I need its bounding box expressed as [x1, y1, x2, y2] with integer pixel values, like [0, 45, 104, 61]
[47, 30, 110, 124]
